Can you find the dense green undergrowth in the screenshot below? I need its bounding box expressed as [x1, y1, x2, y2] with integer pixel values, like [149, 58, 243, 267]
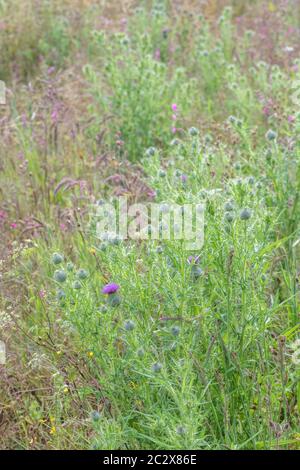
[0, 0, 299, 450]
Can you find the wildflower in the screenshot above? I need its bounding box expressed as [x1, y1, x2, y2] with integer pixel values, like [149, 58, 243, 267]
[240, 208, 252, 220]
[99, 242, 107, 252]
[191, 265, 203, 280]
[87, 351, 94, 358]
[188, 127, 199, 136]
[39, 289, 46, 299]
[50, 426, 56, 435]
[108, 295, 121, 307]
[160, 203, 170, 213]
[137, 347, 145, 357]
[47, 66, 56, 75]
[54, 270, 67, 283]
[266, 129, 277, 141]
[146, 147, 156, 157]
[102, 283, 121, 307]
[224, 212, 234, 223]
[63, 386, 69, 394]
[124, 320, 135, 331]
[176, 425, 186, 435]
[10, 222, 18, 229]
[224, 201, 234, 211]
[171, 103, 178, 112]
[57, 289, 66, 301]
[171, 326, 180, 336]
[151, 362, 162, 373]
[76, 269, 89, 280]
[228, 115, 237, 124]
[154, 48, 161, 60]
[72, 280, 82, 290]
[205, 134, 212, 144]
[99, 305, 108, 313]
[91, 411, 101, 422]
[110, 235, 122, 246]
[66, 262, 74, 272]
[288, 115, 295, 123]
[187, 254, 201, 265]
[52, 253, 64, 265]
[180, 174, 187, 183]
[102, 283, 120, 295]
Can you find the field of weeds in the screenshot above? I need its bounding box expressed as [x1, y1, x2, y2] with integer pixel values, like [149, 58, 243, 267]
[0, 0, 300, 450]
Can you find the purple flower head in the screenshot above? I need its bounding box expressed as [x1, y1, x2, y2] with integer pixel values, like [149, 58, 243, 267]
[102, 283, 120, 295]
[180, 174, 187, 183]
[171, 103, 178, 112]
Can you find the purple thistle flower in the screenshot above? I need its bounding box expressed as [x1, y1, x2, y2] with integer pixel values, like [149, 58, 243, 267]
[102, 283, 120, 295]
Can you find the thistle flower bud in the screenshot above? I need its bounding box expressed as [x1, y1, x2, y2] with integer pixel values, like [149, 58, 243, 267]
[57, 289, 66, 300]
[76, 269, 89, 280]
[224, 211, 234, 223]
[124, 320, 135, 331]
[72, 280, 82, 290]
[228, 115, 237, 124]
[266, 129, 277, 141]
[137, 347, 145, 358]
[176, 425, 186, 435]
[171, 326, 180, 336]
[107, 294, 121, 307]
[224, 201, 234, 211]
